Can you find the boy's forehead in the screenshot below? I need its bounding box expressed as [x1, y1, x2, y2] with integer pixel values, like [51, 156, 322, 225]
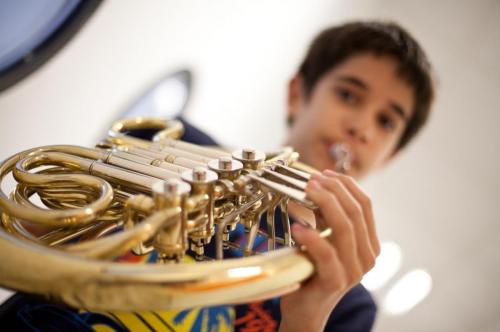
[322, 53, 415, 119]
[329, 53, 401, 80]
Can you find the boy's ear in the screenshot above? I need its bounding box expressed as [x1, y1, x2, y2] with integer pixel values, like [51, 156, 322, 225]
[287, 74, 305, 124]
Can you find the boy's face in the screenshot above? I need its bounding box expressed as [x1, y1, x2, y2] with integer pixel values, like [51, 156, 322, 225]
[286, 53, 415, 179]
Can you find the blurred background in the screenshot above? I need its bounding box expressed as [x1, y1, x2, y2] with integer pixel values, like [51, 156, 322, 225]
[0, 0, 499, 331]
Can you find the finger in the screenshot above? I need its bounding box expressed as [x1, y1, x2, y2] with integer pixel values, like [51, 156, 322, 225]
[313, 173, 376, 272]
[291, 223, 347, 291]
[323, 170, 381, 256]
[305, 180, 362, 282]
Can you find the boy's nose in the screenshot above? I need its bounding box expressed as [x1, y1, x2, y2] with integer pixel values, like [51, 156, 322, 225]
[346, 125, 371, 144]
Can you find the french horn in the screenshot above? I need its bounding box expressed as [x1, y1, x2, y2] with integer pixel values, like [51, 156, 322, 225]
[0, 118, 331, 311]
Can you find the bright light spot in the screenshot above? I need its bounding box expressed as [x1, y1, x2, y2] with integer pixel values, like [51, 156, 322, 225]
[383, 269, 432, 315]
[0, 288, 13, 305]
[227, 266, 262, 278]
[152, 78, 188, 117]
[362, 241, 402, 291]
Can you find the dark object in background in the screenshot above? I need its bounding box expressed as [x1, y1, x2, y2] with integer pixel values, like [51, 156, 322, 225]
[0, 0, 102, 92]
[122, 69, 192, 119]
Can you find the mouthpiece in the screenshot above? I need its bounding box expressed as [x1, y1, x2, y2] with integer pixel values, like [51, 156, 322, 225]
[329, 143, 352, 173]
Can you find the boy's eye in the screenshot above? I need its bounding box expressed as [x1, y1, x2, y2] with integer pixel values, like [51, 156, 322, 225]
[336, 88, 359, 104]
[378, 114, 396, 132]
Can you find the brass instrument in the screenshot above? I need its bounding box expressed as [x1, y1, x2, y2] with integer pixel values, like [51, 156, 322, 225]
[0, 118, 322, 311]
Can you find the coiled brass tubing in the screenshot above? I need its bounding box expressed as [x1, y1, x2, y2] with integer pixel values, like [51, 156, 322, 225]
[0, 117, 321, 311]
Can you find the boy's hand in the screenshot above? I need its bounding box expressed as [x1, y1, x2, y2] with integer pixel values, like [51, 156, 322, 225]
[279, 170, 380, 332]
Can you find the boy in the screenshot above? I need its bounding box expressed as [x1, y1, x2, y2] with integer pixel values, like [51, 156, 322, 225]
[278, 20, 434, 331]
